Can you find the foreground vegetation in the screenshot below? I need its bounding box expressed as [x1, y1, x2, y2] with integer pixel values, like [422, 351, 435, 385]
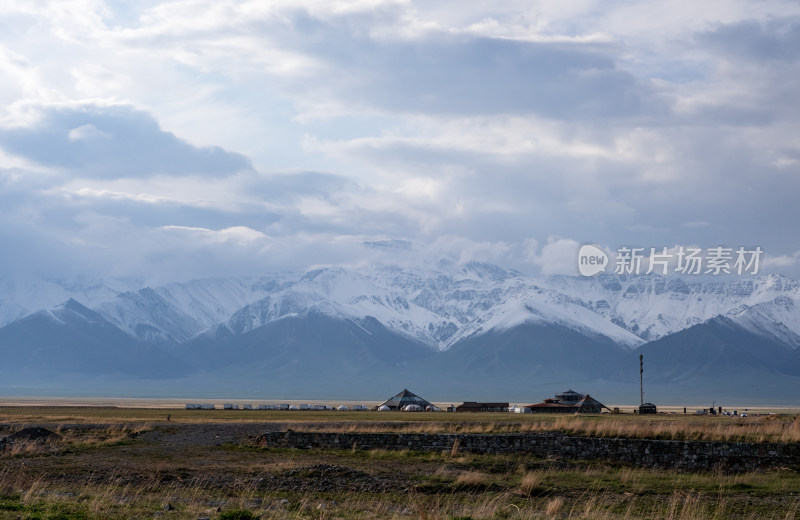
[0, 407, 799, 519]
[2, 406, 799, 443]
[283, 412, 800, 444]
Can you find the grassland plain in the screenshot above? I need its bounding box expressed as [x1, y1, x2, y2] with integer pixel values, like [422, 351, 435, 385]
[1, 407, 800, 519]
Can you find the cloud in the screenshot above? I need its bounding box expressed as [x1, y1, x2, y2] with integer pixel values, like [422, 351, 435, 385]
[527, 237, 581, 276]
[697, 17, 800, 63]
[296, 31, 653, 119]
[160, 225, 269, 244]
[0, 103, 252, 178]
[763, 250, 800, 269]
[68, 123, 110, 141]
[0, 1, 799, 283]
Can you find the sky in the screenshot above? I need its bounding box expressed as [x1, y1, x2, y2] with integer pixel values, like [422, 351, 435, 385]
[1, 0, 799, 284]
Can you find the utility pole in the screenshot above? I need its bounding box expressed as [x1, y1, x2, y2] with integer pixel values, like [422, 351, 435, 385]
[640, 354, 644, 406]
[638, 354, 657, 415]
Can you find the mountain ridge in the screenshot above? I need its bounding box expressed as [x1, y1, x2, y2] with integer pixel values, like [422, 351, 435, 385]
[2, 264, 799, 401]
[88, 267, 800, 351]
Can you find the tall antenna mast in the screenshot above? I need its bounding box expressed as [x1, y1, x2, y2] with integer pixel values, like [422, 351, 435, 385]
[640, 354, 644, 406]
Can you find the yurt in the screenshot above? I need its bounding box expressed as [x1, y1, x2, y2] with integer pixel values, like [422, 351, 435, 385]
[374, 389, 440, 411]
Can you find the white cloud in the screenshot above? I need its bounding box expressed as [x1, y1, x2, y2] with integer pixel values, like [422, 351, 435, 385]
[0, 103, 252, 178]
[68, 123, 110, 141]
[527, 237, 581, 276]
[763, 251, 800, 268]
[161, 225, 269, 244]
[0, 1, 798, 282]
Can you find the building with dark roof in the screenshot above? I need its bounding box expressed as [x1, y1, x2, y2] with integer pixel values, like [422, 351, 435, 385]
[526, 390, 609, 414]
[555, 389, 584, 404]
[639, 402, 658, 414]
[527, 398, 576, 414]
[375, 389, 440, 411]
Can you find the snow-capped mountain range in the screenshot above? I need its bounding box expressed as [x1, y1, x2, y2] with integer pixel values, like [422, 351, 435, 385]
[10, 262, 795, 350]
[2, 262, 800, 401]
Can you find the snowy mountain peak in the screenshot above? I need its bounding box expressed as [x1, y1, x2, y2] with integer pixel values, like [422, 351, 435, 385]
[4, 264, 799, 355]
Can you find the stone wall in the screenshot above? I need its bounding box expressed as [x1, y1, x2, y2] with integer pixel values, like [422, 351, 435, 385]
[255, 431, 800, 471]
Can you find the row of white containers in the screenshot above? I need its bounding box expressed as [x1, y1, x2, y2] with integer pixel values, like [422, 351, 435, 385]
[185, 403, 369, 411]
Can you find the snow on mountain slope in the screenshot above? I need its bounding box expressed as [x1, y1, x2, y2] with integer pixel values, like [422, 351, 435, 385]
[212, 263, 643, 350]
[0, 276, 135, 327]
[727, 296, 800, 349]
[96, 276, 291, 343]
[218, 266, 473, 347]
[7, 264, 799, 353]
[454, 287, 645, 348]
[546, 273, 800, 342]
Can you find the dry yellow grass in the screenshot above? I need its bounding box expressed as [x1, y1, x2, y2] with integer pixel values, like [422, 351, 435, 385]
[523, 414, 800, 443]
[1, 441, 800, 519]
[453, 470, 494, 490]
[2, 407, 800, 519]
[519, 470, 544, 496]
[545, 496, 565, 516]
[279, 412, 800, 443]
